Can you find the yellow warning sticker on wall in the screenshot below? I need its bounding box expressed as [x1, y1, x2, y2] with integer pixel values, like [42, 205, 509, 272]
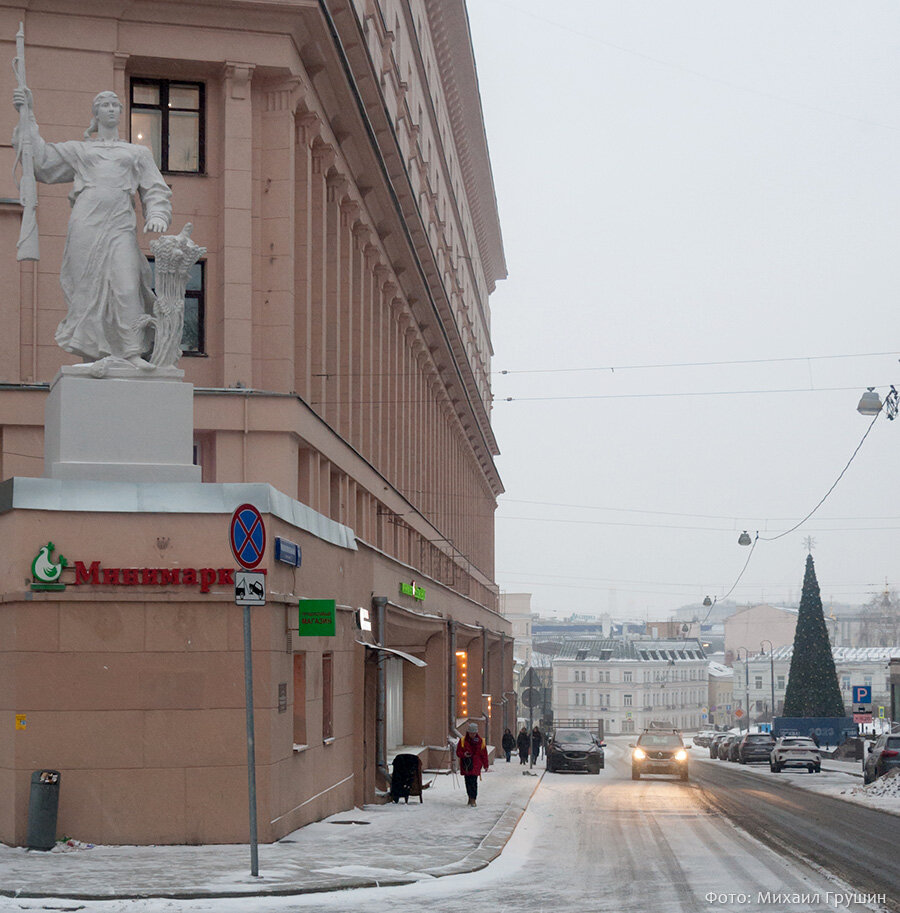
[15, 715, 26, 730]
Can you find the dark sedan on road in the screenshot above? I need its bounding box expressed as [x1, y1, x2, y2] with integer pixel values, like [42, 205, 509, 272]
[737, 732, 776, 764]
[546, 729, 604, 774]
[863, 733, 900, 784]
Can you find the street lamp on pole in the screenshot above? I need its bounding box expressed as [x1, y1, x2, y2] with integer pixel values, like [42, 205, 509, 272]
[736, 647, 751, 731]
[761, 640, 775, 726]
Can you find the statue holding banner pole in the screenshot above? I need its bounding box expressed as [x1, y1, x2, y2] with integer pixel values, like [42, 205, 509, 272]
[12, 22, 38, 261]
[11, 26, 204, 377]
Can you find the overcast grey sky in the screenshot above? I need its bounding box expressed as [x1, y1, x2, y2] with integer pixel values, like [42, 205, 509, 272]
[467, 1, 900, 620]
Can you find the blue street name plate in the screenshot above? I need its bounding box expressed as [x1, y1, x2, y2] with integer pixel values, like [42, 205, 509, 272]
[275, 537, 302, 568]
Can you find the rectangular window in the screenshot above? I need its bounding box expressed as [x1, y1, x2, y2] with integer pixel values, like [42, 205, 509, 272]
[131, 78, 205, 173]
[148, 259, 206, 355]
[623, 671, 632, 683]
[292, 654, 307, 747]
[777, 675, 785, 690]
[623, 694, 632, 707]
[841, 675, 851, 691]
[755, 676, 763, 690]
[322, 652, 334, 741]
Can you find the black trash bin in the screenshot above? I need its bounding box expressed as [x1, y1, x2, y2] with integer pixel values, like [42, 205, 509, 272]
[26, 770, 61, 850]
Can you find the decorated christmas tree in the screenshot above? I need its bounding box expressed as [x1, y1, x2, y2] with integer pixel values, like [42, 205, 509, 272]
[782, 554, 845, 718]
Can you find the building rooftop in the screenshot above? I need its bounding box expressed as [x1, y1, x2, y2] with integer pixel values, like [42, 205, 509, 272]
[551, 638, 707, 663]
[740, 645, 900, 663]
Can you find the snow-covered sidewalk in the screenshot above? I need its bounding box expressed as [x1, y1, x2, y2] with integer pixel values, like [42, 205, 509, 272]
[0, 759, 543, 901]
[690, 745, 900, 816]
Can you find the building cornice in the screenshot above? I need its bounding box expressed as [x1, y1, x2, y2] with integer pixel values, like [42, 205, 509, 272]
[424, 0, 506, 292]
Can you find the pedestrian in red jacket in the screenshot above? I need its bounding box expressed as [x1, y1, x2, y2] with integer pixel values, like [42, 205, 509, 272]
[456, 721, 490, 806]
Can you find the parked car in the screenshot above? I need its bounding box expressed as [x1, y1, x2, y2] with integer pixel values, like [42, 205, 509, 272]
[770, 737, 821, 773]
[709, 733, 729, 759]
[737, 732, 776, 764]
[546, 728, 604, 774]
[726, 734, 745, 762]
[692, 730, 717, 748]
[863, 733, 900, 784]
[631, 730, 689, 781]
[715, 734, 738, 759]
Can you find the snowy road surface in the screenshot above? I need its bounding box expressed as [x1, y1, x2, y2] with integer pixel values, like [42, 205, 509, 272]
[692, 753, 900, 905]
[2, 741, 891, 913]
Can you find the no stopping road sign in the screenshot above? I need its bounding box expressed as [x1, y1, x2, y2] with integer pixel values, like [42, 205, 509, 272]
[230, 504, 266, 569]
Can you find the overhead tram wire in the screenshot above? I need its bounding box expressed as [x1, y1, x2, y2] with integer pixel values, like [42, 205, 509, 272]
[311, 383, 896, 406]
[496, 350, 900, 376]
[699, 536, 759, 625]
[756, 410, 883, 543]
[700, 409, 884, 622]
[497, 384, 893, 404]
[292, 350, 897, 381]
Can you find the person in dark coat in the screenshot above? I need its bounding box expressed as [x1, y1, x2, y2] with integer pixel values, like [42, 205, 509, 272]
[501, 727, 516, 762]
[456, 721, 490, 806]
[516, 726, 530, 764]
[531, 726, 543, 764]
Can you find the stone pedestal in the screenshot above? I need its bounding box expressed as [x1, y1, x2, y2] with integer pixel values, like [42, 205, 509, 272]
[44, 370, 201, 483]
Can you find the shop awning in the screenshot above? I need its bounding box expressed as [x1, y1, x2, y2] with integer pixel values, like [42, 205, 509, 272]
[356, 640, 427, 667]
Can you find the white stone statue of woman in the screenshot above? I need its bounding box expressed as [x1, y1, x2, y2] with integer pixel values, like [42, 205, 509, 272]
[12, 87, 172, 370]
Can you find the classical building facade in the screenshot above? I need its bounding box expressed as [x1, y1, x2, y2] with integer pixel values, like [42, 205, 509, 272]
[551, 638, 709, 735]
[0, 0, 510, 846]
[732, 646, 899, 723]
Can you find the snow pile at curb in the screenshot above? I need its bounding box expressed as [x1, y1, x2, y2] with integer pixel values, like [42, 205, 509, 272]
[849, 768, 900, 799]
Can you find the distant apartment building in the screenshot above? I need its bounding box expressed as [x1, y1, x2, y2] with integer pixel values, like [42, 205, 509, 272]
[499, 592, 534, 669]
[551, 638, 708, 734]
[707, 661, 734, 729]
[724, 604, 798, 665]
[732, 646, 899, 722]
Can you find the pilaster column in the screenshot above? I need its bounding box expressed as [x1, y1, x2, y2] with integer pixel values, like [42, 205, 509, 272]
[338, 198, 361, 444]
[259, 78, 301, 392]
[222, 62, 255, 387]
[309, 141, 335, 417]
[324, 171, 349, 432]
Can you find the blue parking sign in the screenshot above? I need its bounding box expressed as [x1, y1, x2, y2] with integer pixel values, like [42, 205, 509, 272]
[853, 685, 872, 704]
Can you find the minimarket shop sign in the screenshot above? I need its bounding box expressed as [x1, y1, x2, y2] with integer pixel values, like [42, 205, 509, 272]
[30, 542, 238, 594]
[73, 562, 237, 593]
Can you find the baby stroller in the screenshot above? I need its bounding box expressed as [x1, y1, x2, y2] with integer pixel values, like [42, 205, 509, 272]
[390, 753, 424, 804]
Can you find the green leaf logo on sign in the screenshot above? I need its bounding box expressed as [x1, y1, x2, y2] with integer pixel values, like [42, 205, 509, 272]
[298, 598, 336, 636]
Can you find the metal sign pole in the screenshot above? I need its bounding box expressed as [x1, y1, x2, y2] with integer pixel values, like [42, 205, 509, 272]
[243, 601, 259, 877]
[230, 504, 265, 880]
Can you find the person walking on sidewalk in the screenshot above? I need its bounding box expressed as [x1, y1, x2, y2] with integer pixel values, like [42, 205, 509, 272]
[517, 726, 530, 764]
[457, 721, 489, 806]
[501, 727, 516, 763]
[530, 726, 543, 765]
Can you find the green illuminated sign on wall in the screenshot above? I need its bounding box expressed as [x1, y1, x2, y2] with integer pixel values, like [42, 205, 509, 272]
[298, 599, 336, 636]
[400, 581, 425, 601]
